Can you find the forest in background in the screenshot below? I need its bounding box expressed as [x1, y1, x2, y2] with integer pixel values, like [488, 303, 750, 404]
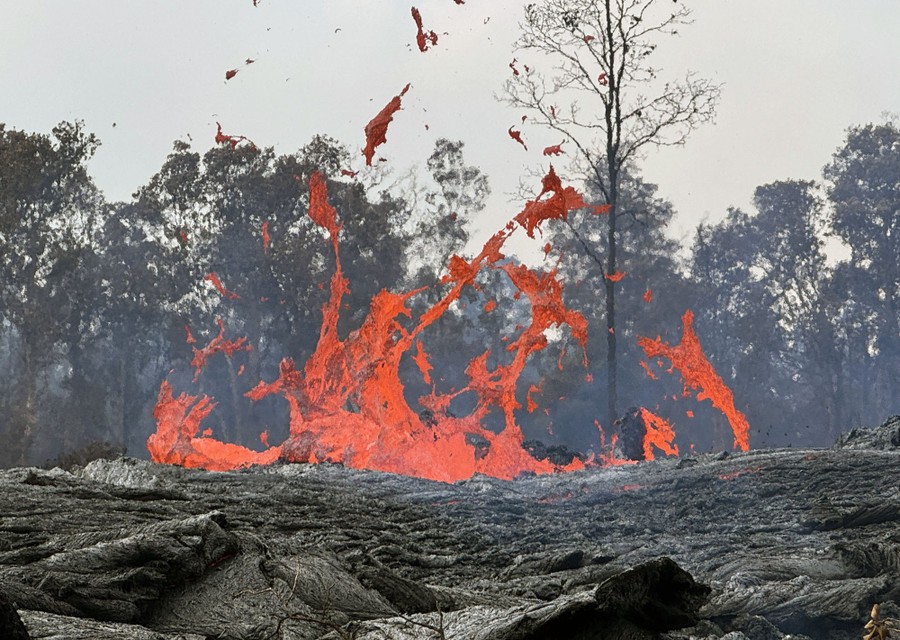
[0, 119, 897, 468]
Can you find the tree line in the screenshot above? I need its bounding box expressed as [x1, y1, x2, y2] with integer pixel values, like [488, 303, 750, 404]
[0, 118, 896, 468]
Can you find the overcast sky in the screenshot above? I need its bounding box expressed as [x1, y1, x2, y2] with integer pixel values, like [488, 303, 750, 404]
[2, 1, 898, 255]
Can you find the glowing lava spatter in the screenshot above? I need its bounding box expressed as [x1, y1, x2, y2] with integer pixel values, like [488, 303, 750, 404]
[543, 142, 565, 156]
[215, 123, 256, 151]
[189, 317, 252, 382]
[204, 272, 241, 300]
[514, 165, 585, 238]
[148, 381, 281, 472]
[638, 311, 751, 451]
[638, 407, 678, 460]
[508, 126, 527, 151]
[411, 7, 439, 52]
[261, 221, 270, 253]
[363, 84, 410, 166]
[150, 169, 591, 482]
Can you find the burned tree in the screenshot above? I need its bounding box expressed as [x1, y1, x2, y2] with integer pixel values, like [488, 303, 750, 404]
[504, 0, 720, 427]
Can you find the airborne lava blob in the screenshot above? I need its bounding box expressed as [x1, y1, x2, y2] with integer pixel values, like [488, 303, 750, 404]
[411, 7, 439, 52]
[508, 126, 527, 151]
[363, 84, 410, 166]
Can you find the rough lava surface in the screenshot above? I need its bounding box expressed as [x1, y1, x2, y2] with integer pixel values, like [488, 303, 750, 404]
[1, 416, 899, 639]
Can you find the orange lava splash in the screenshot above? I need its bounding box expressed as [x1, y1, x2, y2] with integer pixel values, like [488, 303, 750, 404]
[148, 381, 282, 472]
[514, 165, 585, 238]
[363, 84, 410, 165]
[638, 408, 678, 460]
[204, 272, 241, 300]
[638, 311, 750, 451]
[150, 169, 593, 482]
[411, 7, 439, 52]
[189, 317, 252, 381]
[215, 122, 256, 150]
[542, 142, 565, 156]
[508, 126, 527, 151]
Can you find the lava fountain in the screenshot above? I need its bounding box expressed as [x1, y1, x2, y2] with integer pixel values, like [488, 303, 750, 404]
[149, 167, 594, 482]
[148, 166, 750, 481]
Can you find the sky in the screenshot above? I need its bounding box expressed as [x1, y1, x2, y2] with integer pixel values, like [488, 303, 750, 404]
[2, 1, 898, 256]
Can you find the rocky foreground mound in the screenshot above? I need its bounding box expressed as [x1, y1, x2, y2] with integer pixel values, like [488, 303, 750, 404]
[1, 416, 899, 640]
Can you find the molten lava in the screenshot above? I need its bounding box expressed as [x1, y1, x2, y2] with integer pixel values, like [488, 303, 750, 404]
[204, 272, 240, 300]
[638, 408, 678, 460]
[152, 102, 753, 480]
[189, 317, 251, 382]
[638, 311, 751, 451]
[148, 381, 281, 472]
[411, 7, 439, 52]
[508, 126, 527, 151]
[215, 122, 256, 150]
[543, 142, 565, 156]
[150, 169, 592, 482]
[261, 221, 270, 253]
[363, 84, 410, 166]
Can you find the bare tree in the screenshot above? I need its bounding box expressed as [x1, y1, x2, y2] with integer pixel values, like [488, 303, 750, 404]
[503, 0, 721, 426]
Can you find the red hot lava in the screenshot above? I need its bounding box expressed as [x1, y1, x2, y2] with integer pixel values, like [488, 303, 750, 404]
[411, 7, 439, 52]
[363, 84, 410, 166]
[508, 126, 527, 150]
[150, 170, 752, 479]
[638, 311, 751, 451]
[638, 408, 678, 460]
[150, 169, 591, 482]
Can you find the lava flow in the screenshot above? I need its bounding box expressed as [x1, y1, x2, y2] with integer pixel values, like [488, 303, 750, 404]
[150, 167, 592, 482]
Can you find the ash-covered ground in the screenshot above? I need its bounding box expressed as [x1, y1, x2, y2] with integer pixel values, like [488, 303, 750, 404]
[2, 416, 899, 640]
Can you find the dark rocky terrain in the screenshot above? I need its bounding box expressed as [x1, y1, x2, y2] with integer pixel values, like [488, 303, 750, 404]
[1, 416, 899, 639]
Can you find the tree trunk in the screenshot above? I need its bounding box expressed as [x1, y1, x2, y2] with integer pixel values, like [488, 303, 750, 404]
[605, 165, 619, 429]
[17, 337, 38, 466]
[117, 345, 130, 454]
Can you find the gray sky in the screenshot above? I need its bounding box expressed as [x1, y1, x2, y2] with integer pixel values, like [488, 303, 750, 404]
[2, 1, 898, 255]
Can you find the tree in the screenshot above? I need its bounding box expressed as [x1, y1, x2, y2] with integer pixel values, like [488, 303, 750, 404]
[0, 121, 104, 465]
[410, 138, 490, 283]
[750, 181, 850, 438]
[504, 0, 720, 426]
[689, 207, 789, 447]
[535, 169, 690, 448]
[689, 181, 853, 446]
[824, 122, 900, 422]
